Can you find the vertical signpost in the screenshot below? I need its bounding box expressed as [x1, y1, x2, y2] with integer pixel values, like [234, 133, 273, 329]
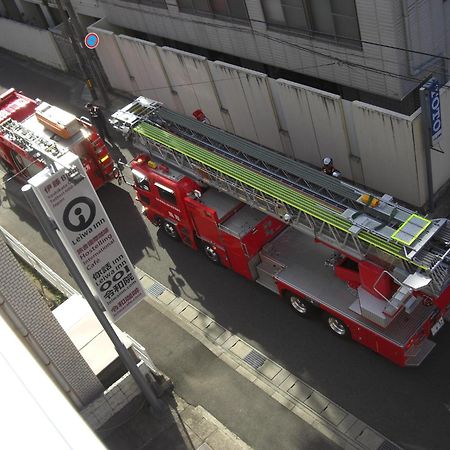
[24, 153, 163, 412]
[29, 155, 145, 321]
[420, 78, 442, 212]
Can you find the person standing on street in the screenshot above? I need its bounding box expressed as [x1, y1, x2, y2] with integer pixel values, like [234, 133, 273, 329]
[85, 103, 111, 143]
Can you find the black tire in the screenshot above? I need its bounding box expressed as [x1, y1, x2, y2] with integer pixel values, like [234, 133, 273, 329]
[162, 220, 180, 240]
[326, 315, 350, 338]
[287, 293, 315, 318]
[203, 242, 221, 264]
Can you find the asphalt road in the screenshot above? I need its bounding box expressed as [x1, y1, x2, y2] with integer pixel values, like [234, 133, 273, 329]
[1, 49, 450, 449]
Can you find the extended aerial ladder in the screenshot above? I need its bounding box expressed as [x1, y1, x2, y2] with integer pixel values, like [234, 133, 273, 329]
[111, 97, 450, 315]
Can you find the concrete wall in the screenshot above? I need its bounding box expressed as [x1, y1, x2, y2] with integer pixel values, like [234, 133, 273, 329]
[0, 17, 67, 71]
[82, 0, 448, 101]
[90, 20, 450, 208]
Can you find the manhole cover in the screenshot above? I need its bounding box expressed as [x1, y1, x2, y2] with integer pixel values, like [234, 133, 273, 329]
[146, 281, 165, 297]
[244, 349, 266, 369]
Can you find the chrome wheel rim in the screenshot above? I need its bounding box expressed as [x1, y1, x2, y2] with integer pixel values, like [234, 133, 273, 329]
[328, 317, 346, 336]
[290, 296, 307, 314]
[164, 222, 177, 238]
[205, 246, 218, 261]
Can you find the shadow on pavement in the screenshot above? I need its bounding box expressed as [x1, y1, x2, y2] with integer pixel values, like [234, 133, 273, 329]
[97, 183, 156, 266]
[99, 393, 200, 450]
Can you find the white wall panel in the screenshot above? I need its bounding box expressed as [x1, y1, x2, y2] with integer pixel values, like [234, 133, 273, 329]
[208, 62, 282, 151]
[272, 80, 352, 177]
[158, 47, 224, 127]
[208, 62, 258, 142]
[0, 18, 66, 71]
[115, 36, 178, 111]
[88, 21, 133, 93]
[352, 103, 424, 205]
[271, 79, 321, 164]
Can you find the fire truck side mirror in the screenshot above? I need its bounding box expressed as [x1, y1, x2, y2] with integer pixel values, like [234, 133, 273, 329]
[193, 190, 202, 199]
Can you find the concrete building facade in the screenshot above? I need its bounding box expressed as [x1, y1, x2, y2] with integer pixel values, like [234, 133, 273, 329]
[2, 0, 449, 113]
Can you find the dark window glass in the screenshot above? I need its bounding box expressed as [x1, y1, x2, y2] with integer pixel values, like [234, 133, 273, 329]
[178, 0, 249, 22]
[133, 170, 151, 191]
[134, 0, 167, 7]
[157, 186, 177, 205]
[261, 0, 361, 48]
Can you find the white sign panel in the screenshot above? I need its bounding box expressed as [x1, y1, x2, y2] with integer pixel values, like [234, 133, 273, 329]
[29, 154, 145, 321]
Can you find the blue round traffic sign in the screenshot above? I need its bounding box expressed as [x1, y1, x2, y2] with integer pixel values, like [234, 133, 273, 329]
[84, 32, 99, 49]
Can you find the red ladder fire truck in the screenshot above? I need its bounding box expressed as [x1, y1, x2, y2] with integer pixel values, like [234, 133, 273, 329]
[111, 97, 450, 367]
[0, 88, 117, 189]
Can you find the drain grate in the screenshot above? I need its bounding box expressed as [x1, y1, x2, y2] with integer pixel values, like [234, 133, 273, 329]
[378, 441, 402, 450]
[243, 349, 266, 369]
[146, 281, 165, 297]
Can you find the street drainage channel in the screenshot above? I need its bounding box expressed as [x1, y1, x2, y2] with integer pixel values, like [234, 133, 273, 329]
[243, 349, 266, 370]
[146, 281, 166, 297]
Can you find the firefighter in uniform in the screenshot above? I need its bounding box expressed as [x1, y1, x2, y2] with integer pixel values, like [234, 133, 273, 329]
[85, 103, 111, 143]
[321, 157, 341, 178]
[321, 157, 335, 175]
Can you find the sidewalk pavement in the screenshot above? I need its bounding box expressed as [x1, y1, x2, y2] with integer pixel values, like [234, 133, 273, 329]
[112, 267, 401, 450]
[99, 392, 252, 450]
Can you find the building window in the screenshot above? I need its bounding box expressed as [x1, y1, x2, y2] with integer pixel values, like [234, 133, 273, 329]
[177, 0, 249, 22]
[261, 0, 361, 47]
[126, 0, 167, 8]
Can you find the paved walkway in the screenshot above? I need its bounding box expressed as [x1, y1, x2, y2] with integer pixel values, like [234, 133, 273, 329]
[113, 267, 401, 450]
[99, 392, 252, 450]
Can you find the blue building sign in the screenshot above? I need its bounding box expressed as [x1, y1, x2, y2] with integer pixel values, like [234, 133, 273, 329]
[424, 78, 442, 141]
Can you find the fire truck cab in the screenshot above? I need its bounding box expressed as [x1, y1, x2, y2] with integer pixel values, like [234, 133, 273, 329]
[0, 88, 116, 189]
[132, 155, 286, 279]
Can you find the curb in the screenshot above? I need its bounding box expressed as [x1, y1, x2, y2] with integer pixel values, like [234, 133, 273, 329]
[135, 267, 402, 450]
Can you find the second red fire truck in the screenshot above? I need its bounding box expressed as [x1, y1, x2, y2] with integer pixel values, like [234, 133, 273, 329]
[0, 88, 117, 189]
[110, 97, 450, 367]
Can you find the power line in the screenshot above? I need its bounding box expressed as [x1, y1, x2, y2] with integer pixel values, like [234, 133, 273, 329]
[128, 62, 338, 95]
[103, 0, 450, 62]
[100, 0, 449, 91]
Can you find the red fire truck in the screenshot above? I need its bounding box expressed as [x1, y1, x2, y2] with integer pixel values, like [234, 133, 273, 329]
[111, 97, 450, 367]
[0, 88, 117, 189]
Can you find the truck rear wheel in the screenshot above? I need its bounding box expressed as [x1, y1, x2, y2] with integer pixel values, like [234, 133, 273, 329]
[326, 315, 349, 338]
[163, 221, 180, 240]
[288, 294, 315, 317]
[203, 243, 221, 264]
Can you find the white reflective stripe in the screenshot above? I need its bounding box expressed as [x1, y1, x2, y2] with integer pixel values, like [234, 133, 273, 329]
[131, 169, 146, 183]
[154, 182, 173, 194]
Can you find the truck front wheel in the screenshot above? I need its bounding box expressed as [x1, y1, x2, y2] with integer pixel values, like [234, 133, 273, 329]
[326, 315, 349, 338]
[288, 294, 315, 318]
[163, 221, 180, 240]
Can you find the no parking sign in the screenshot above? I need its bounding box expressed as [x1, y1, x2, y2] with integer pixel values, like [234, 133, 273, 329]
[84, 32, 100, 49]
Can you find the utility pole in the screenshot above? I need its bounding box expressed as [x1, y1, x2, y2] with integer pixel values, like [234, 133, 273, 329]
[62, 0, 110, 106]
[54, 0, 98, 101]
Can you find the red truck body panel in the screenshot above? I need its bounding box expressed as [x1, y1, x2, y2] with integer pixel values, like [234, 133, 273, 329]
[0, 89, 116, 189]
